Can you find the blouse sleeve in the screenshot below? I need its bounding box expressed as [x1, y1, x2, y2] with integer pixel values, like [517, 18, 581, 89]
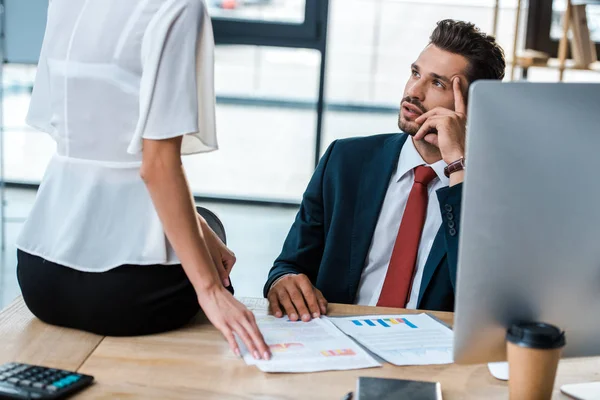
[128, 0, 217, 156]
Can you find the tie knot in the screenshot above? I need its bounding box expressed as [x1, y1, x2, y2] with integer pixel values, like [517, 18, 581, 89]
[413, 165, 437, 185]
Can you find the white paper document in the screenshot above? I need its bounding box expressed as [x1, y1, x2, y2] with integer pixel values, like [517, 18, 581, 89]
[329, 313, 454, 366]
[237, 315, 381, 373]
[236, 296, 270, 315]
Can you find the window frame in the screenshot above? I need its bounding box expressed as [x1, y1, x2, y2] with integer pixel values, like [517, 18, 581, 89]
[212, 0, 325, 49]
[212, 0, 330, 171]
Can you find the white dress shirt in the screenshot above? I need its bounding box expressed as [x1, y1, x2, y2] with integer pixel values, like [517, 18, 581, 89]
[17, 0, 217, 271]
[355, 137, 449, 308]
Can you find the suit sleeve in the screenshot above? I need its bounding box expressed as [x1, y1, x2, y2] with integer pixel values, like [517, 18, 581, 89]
[263, 141, 338, 297]
[435, 183, 463, 291]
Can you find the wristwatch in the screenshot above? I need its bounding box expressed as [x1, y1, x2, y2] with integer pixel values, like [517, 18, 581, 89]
[444, 157, 466, 178]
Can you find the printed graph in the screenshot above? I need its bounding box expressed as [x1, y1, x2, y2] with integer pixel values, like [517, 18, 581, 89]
[320, 349, 356, 357]
[269, 343, 304, 352]
[350, 318, 417, 329]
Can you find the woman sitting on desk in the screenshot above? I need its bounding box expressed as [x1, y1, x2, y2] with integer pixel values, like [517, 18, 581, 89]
[15, 0, 270, 360]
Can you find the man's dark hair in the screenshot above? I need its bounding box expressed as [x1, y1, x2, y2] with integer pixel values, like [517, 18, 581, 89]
[430, 19, 506, 83]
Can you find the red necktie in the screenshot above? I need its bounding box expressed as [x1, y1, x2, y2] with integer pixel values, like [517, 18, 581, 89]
[377, 165, 438, 308]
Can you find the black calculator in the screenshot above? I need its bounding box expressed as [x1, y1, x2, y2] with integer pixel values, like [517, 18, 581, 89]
[0, 363, 94, 399]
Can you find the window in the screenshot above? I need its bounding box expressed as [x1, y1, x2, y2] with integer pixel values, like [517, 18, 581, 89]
[3, 65, 54, 184]
[212, 0, 325, 49]
[322, 0, 523, 154]
[207, 0, 306, 24]
[184, 46, 321, 201]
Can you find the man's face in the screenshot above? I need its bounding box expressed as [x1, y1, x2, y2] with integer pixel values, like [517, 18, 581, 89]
[398, 45, 469, 136]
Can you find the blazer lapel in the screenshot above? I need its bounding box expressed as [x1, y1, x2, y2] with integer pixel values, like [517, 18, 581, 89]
[417, 226, 446, 307]
[347, 134, 408, 300]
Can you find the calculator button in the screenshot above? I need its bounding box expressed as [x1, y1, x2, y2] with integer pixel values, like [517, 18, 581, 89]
[0, 374, 8, 381]
[18, 379, 32, 387]
[46, 385, 59, 392]
[65, 374, 80, 383]
[33, 382, 45, 389]
[0, 384, 29, 397]
[7, 377, 19, 384]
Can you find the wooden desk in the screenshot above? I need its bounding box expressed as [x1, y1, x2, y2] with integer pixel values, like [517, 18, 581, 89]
[0, 298, 102, 371]
[2, 297, 599, 399]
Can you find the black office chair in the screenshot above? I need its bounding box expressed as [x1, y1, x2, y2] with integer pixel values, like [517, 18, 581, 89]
[196, 206, 227, 245]
[196, 206, 234, 294]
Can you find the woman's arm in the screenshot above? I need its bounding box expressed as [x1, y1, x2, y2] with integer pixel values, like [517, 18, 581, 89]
[140, 136, 270, 360]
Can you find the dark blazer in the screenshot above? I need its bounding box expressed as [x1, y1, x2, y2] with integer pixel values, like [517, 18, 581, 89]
[264, 133, 463, 312]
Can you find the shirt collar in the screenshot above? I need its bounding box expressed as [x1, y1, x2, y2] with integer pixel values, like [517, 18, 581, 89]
[395, 135, 449, 186]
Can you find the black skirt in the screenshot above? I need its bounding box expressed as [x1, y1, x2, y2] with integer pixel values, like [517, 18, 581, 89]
[16, 250, 202, 336]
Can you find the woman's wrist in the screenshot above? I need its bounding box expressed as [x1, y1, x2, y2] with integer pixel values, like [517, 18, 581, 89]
[196, 279, 226, 301]
[193, 274, 222, 295]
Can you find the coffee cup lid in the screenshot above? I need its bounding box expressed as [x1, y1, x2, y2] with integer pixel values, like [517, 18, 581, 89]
[506, 322, 566, 349]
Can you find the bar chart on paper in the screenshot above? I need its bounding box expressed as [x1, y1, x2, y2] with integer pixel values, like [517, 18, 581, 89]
[351, 318, 418, 328]
[237, 315, 381, 373]
[330, 314, 454, 366]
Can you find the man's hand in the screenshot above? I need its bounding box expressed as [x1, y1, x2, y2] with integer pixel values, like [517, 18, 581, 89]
[414, 77, 467, 166]
[267, 274, 328, 322]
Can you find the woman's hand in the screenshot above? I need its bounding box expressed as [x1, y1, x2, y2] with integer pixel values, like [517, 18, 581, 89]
[197, 285, 271, 360]
[214, 243, 236, 287]
[198, 215, 236, 287]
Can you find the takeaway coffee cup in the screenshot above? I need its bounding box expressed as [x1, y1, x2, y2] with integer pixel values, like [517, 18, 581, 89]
[506, 322, 566, 400]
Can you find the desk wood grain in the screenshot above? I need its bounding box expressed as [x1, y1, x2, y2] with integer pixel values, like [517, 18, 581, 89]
[78, 302, 599, 399]
[72, 382, 254, 400]
[0, 297, 103, 371]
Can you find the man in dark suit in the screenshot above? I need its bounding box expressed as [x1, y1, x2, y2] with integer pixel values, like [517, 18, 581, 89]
[264, 20, 506, 320]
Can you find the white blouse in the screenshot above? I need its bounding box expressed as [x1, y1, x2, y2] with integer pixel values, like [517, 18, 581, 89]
[17, 0, 218, 271]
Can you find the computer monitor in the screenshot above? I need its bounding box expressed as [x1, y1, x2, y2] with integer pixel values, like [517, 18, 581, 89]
[453, 81, 600, 364]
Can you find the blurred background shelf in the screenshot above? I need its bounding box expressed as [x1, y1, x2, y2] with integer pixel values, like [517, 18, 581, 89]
[506, 0, 600, 81]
